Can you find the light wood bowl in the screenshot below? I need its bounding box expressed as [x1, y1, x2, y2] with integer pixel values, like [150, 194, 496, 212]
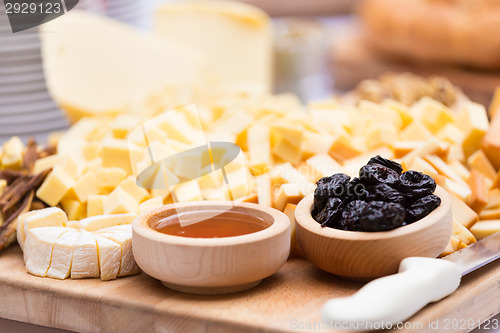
[295, 186, 452, 279]
[132, 201, 290, 294]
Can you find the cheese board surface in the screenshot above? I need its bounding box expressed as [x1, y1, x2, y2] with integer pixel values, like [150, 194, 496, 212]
[0, 245, 499, 333]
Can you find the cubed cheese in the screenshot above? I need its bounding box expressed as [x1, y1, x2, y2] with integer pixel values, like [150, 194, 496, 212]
[102, 139, 144, 175]
[118, 176, 150, 203]
[36, 169, 74, 206]
[96, 167, 127, 190]
[87, 195, 106, 217]
[139, 197, 164, 214]
[103, 188, 138, 214]
[65, 171, 98, 203]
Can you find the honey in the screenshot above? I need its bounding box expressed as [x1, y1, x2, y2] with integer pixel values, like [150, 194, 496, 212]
[154, 210, 269, 238]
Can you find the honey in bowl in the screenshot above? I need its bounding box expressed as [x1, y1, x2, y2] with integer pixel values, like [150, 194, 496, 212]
[154, 210, 269, 238]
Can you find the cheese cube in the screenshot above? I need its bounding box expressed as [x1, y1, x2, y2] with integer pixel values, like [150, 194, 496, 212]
[272, 137, 302, 165]
[256, 174, 272, 207]
[273, 183, 302, 211]
[456, 102, 489, 158]
[102, 139, 144, 175]
[33, 154, 63, 174]
[447, 160, 470, 182]
[365, 125, 398, 150]
[270, 163, 315, 195]
[65, 171, 98, 203]
[210, 111, 254, 137]
[79, 213, 136, 231]
[470, 220, 500, 240]
[271, 123, 303, 147]
[410, 157, 439, 179]
[224, 168, 250, 200]
[425, 155, 467, 185]
[482, 110, 500, 170]
[383, 99, 413, 128]
[96, 167, 127, 190]
[172, 180, 203, 202]
[467, 170, 489, 213]
[486, 189, 500, 209]
[304, 154, 343, 182]
[82, 142, 100, 161]
[60, 155, 80, 179]
[36, 169, 74, 206]
[111, 115, 140, 139]
[81, 158, 102, 175]
[118, 176, 150, 203]
[61, 199, 86, 220]
[359, 100, 403, 130]
[467, 150, 497, 181]
[328, 136, 363, 162]
[139, 197, 164, 214]
[198, 170, 223, 189]
[399, 121, 433, 141]
[438, 177, 471, 202]
[439, 235, 462, 257]
[401, 139, 441, 165]
[410, 97, 453, 133]
[479, 207, 500, 220]
[103, 188, 138, 214]
[302, 131, 335, 160]
[87, 195, 106, 217]
[1, 136, 23, 169]
[452, 218, 476, 245]
[247, 123, 271, 175]
[436, 124, 464, 144]
[159, 111, 204, 144]
[450, 194, 478, 229]
[392, 141, 423, 159]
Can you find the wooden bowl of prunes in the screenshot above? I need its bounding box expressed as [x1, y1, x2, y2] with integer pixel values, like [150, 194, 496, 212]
[295, 156, 452, 279]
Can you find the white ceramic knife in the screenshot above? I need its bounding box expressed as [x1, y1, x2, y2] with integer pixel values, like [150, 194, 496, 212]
[322, 232, 500, 330]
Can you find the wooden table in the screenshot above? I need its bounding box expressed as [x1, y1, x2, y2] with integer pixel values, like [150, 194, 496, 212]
[0, 245, 499, 332]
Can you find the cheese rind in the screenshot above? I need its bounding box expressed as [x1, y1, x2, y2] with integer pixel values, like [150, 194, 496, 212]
[96, 225, 140, 277]
[24, 227, 69, 277]
[71, 231, 99, 279]
[46, 229, 80, 279]
[78, 213, 136, 231]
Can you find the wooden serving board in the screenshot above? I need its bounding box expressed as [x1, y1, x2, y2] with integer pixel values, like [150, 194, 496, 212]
[0, 245, 499, 333]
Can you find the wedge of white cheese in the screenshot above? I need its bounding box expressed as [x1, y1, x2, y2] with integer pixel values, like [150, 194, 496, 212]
[78, 213, 136, 232]
[17, 207, 67, 250]
[24, 227, 69, 277]
[46, 229, 80, 279]
[70, 231, 99, 279]
[94, 234, 122, 281]
[96, 225, 140, 277]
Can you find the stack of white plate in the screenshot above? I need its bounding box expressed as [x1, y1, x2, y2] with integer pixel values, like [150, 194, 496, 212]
[0, 4, 71, 143]
[105, 0, 155, 30]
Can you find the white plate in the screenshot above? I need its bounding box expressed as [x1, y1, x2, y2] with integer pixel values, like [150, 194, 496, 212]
[0, 70, 45, 84]
[0, 99, 58, 115]
[0, 90, 52, 106]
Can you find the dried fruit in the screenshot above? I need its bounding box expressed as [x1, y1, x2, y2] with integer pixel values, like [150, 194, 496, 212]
[359, 163, 400, 187]
[359, 201, 406, 232]
[314, 173, 350, 212]
[368, 155, 403, 174]
[339, 200, 367, 231]
[406, 194, 441, 223]
[314, 197, 344, 228]
[366, 183, 406, 206]
[399, 170, 436, 199]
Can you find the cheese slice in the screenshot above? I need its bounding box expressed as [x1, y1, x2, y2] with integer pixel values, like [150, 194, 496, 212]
[94, 234, 122, 281]
[470, 220, 500, 240]
[41, 10, 206, 121]
[46, 229, 80, 280]
[96, 225, 140, 277]
[24, 227, 69, 277]
[71, 231, 99, 279]
[17, 210, 39, 250]
[78, 213, 136, 231]
[18, 207, 67, 249]
[155, 1, 272, 93]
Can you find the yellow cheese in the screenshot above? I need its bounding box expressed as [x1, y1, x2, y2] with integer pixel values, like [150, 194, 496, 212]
[467, 170, 489, 213]
[481, 109, 500, 170]
[197, 170, 223, 189]
[247, 122, 271, 175]
[467, 150, 497, 181]
[117, 176, 150, 203]
[450, 193, 478, 229]
[392, 141, 423, 159]
[269, 163, 315, 195]
[328, 136, 363, 163]
[256, 174, 272, 207]
[87, 195, 106, 217]
[452, 218, 476, 245]
[110, 115, 141, 139]
[438, 177, 471, 202]
[139, 197, 164, 214]
[271, 123, 303, 147]
[470, 220, 500, 240]
[399, 121, 433, 141]
[479, 206, 500, 220]
[65, 171, 98, 203]
[436, 124, 464, 144]
[224, 167, 250, 200]
[425, 155, 467, 185]
[33, 154, 63, 175]
[36, 168, 74, 207]
[172, 180, 203, 202]
[103, 188, 138, 214]
[159, 111, 205, 145]
[210, 111, 254, 138]
[96, 167, 127, 190]
[409, 157, 439, 179]
[401, 138, 440, 165]
[447, 160, 471, 182]
[365, 125, 398, 150]
[40, 10, 205, 121]
[383, 99, 413, 128]
[273, 183, 302, 211]
[102, 139, 143, 175]
[59, 155, 80, 179]
[272, 137, 302, 165]
[304, 153, 343, 182]
[1, 136, 23, 169]
[489, 87, 500, 118]
[60, 199, 86, 220]
[457, 102, 490, 158]
[302, 131, 335, 160]
[486, 189, 500, 209]
[82, 142, 100, 161]
[78, 213, 135, 231]
[410, 97, 453, 133]
[359, 100, 403, 130]
[439, 235, 462, 257]
[155, 0, 272, 93]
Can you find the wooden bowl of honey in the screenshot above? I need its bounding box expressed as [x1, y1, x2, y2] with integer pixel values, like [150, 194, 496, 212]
[294, 186, 452, 279]
[132, 201, 290, 294]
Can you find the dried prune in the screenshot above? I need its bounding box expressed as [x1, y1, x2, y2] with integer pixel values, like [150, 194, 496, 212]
[399, 170, 436, 199]
[406, 194, 441, 223]
[368, 155, 403, 174]
[313, 197, 344, 228]
[366, 183, 406, 206]
[359, 201, 406, 231]
[345, 178, 369, 201]
[339, 200, 367, 231]
[314, 173, 351, 211]
[359, 164, 400, 187]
